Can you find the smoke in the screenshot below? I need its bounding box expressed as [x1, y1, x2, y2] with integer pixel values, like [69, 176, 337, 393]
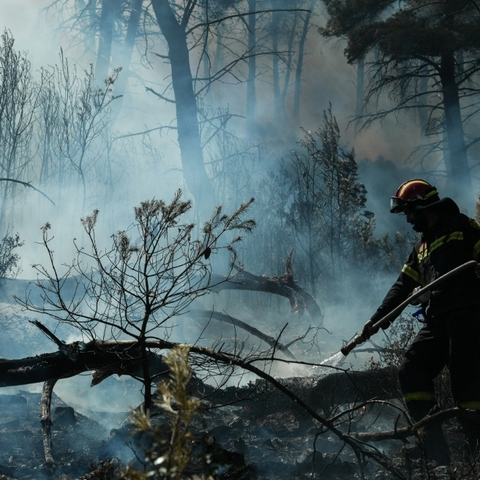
[1, 6, 477, 479]
[0, 1, 56, 69]
[0, 3, 425, 371]
[0, 0, 462, 432]
[0, 1, 452, 282]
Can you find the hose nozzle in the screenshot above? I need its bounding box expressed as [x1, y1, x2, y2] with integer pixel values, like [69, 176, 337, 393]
[340, 334, 365, 356]
[339, 261, 479, 357]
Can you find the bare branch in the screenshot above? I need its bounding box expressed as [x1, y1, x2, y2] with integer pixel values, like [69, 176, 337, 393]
[0, 178, 55, 205]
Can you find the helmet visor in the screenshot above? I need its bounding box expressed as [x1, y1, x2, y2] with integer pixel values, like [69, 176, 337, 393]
[390, 196, 408, 214]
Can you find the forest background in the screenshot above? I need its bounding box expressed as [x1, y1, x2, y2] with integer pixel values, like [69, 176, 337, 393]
[0, 0, 478, 389]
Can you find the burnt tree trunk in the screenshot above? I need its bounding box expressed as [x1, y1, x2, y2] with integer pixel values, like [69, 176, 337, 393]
[151, 0, 215, 217]
[40, 379, 57, 465]
[0, 338, 168, 388]
[95, 0, 117, 83]
[247, 0, 257, 137]
[210, 254, 322, 325]
[111, 0, 144, 119]
[440, 50, 471, 204]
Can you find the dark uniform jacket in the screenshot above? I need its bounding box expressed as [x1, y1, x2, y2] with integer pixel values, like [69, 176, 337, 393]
[371, 198, 480, 325]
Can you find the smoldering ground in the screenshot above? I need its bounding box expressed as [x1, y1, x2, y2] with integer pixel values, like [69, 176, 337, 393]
[0, 268, 463, 480]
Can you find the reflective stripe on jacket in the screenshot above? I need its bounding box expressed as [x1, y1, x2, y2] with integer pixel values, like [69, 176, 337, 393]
[371, 198, 480, 324]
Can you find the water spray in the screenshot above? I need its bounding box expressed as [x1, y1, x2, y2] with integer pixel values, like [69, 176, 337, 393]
[340, 260, 479, 356]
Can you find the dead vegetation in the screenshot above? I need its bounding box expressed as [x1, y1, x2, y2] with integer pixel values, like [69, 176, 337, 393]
[0, 194, 479, 479]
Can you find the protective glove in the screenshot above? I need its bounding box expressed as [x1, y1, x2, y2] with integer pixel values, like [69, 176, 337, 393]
[361, 319, 379, 340]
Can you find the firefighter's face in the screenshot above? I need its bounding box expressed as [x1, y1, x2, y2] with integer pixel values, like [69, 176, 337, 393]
[406, 209, 422, 231]
[405, 208, 435, 232]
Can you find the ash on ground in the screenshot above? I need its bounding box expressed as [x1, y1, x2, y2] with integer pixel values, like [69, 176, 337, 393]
[0, 374, 474, 480]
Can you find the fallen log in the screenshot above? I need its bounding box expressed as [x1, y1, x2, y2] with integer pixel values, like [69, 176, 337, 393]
[212, 365, 401, 416]
[0, 324, 399, 412]
[209, 251, 323, 324]
[0, 335, 168, 387]
[0, 325, 410, 474]
[355, 406, 480, 443]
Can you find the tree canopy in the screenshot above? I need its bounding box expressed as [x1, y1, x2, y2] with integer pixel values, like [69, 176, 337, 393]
[321, 0, 480, 207]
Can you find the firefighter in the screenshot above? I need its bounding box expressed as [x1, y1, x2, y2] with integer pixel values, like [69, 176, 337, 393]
[362, 178, 480, 465]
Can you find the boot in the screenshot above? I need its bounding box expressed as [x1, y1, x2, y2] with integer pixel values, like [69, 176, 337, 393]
[407, 400, 450, 466]
[422, 422, 451, 466]
[458, 416, 480, 461]
[464, 429, 480, 459]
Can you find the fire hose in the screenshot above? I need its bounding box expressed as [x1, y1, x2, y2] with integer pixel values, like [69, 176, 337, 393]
[340, 260, 479, 356]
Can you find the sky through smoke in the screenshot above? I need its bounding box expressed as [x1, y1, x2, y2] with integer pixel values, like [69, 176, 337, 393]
[0, 0, 431, 282]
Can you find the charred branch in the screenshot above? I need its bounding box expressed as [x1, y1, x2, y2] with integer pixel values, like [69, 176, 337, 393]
[32, 320, 67, 349]
[0, 327, 418, 476]
[0, 338, 169, 388]
[0, 322, 397, 415]
[191, 309, 297, 359]
[0, 178, 55, 205]
[217, 365, 401, 416]
[40, 379, 57, 465]
[356, 406, 480, 443]
[210, 252, 322, 324]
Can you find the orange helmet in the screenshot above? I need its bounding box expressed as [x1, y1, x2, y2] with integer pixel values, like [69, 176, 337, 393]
[390, 179, 439, 213]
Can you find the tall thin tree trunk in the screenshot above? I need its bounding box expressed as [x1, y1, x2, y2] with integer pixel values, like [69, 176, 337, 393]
[418, 68, 429, 138]
[95, 0, 116, 83]
[78, 0, 97, 55]
[355, 57, 364, 116]
[247, 0, 256, 137]
[151, 0, 215, 217]
[272, 9, 281, 120]
[440, 51, 472, 207]
[293, 0, 314, 125]
[439, 3, 472, 207]
[111, 0, 143, 119]
[212, 21, 225, 106]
